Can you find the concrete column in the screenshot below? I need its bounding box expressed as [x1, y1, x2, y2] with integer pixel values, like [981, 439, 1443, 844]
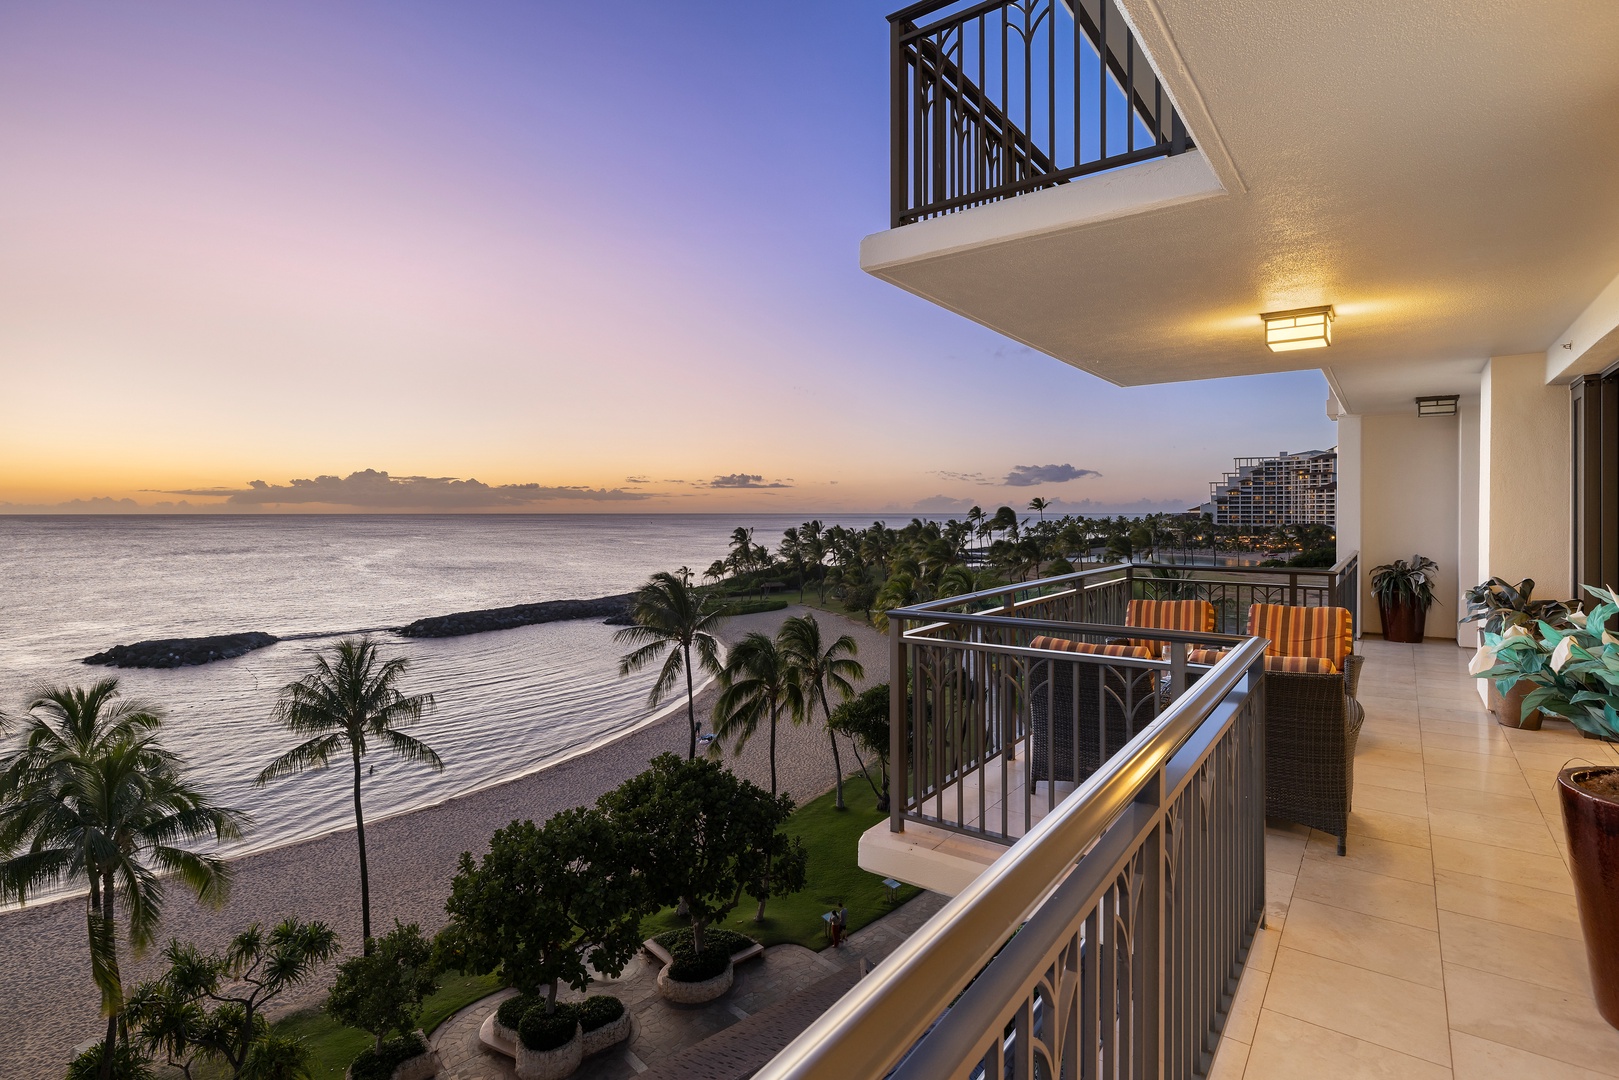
[1456, 397, 1481, 649]
[1477, 354, 1573, 601]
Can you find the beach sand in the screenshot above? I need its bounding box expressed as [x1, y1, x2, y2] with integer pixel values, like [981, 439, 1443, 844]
[0, 603, 888, 1079]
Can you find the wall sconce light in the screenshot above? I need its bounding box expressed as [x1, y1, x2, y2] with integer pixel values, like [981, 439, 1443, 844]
[1261, 306, 1334, 352]
[1415, 395, 1459, 417]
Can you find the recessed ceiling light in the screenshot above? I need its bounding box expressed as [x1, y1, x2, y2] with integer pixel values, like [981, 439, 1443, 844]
[1261, 306, 1334, 352]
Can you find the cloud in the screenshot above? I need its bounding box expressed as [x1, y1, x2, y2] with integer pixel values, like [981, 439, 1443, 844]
[706, 473, 791, 489]
[1002, 464, 1101, 487]
[932, 469, 991, 484]
[910, 494, 979, 513]
[623, 475, 650, 484]
[156, 469, 653, 509]
[0, 497, 199, 514]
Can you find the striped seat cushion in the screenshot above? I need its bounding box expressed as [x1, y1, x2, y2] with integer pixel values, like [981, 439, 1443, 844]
[1264, 654, 1339, 674]
[1188, 647, 1228, 666]
[1125, 599, 1217, 651]
[1029, 635, 1157, 661]
[1245, 604, 1353, 669]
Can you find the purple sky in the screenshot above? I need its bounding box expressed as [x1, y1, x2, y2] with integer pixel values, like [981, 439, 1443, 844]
[0, 1, 1335, 514]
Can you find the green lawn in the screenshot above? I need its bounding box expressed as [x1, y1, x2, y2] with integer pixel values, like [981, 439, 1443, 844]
[640, 777, 919, 950]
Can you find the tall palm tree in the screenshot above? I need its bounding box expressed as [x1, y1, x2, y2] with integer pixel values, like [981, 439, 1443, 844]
[779, 615, 864, 810]
[257, 637, 439, 947]
[0, 680, 244, 1068]
[711, 632, 801, 797]
[1028, 496, 1050, 521]
[616, 570, 727, 761]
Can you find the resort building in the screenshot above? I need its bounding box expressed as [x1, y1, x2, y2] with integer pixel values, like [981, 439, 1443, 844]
[1199, 448, 1337, 528]
[758, 2, 1619, 1078]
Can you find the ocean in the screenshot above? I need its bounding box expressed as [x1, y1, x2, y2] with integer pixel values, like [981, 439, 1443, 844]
[0, 514, 885, 875]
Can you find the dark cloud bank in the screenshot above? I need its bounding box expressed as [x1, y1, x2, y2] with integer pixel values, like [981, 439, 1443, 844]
[159, 469, 651, 509]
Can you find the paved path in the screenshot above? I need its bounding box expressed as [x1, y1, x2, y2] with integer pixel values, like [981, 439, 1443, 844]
[431, 891, 947, 1080]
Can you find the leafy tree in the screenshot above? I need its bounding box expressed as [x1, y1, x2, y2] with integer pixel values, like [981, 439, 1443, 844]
[737, 790, 808, 923]
[257, 637, 440, 948]
[598, 754, 802, 953]
[124, 919, 338, 1080]
[711, 632, 801, 796]
[443, 806, 645, 1014]
[328, 922, 438, 1051]
[828, 683, 893, 812]
[0, 680, 244, 1072]
[1027, 496, 1050, 521]
[779, 614, 864, 810]
[991, 505, 1020, 543]
[615, 571, 727, 761]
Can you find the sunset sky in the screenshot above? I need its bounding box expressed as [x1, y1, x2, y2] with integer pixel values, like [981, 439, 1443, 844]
[0, 1, 1335, 515]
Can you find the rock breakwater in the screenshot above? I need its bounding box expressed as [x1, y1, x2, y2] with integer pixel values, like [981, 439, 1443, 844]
[82, 632, 279, 668]
[396, 594, 635, 638]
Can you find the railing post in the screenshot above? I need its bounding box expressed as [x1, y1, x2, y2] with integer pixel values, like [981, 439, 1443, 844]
[890, 614, 906, 833]
[890, 17, 909, 228]
[1288, 572, 1299, 606]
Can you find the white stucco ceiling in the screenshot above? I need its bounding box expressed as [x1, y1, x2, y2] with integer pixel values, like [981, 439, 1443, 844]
[864, 0, 1619, 415]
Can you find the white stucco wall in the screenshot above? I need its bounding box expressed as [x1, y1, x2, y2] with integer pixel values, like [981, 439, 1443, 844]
[1479, 353, 1573, 600]
[1359, 412, 1462, 639]
[1456, 397, 1481, 649]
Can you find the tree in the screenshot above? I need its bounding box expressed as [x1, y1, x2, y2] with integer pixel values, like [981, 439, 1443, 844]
[991, 505, 1020, 543]
[0, 680, 245, 1073]
[125, 919, 338, 1080]
[598, 754, 802, 953]
[257, 638, 440, 948]
[615, 570, 727, 761]
[328, 922, 438, 1051]
[1028, 496, 1050, 521]
[442, 806, 644, 1014]
[711, 632, 801, 797]
[828, 683, 893, 812]
[779, 614, 864, 810]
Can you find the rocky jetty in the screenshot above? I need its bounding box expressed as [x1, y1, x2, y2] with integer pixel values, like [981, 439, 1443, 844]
[397, 594, 635, 638]
[83, 632, 279, 669]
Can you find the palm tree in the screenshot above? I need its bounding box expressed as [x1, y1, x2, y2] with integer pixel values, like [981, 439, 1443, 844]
[257, 637, 439, 947]
[0, 680, 244, 1068]
[1028, 496, 1050, 521]
[616, 570, 727, 761]
[711, 632, 800, 797]
[779, 615, 864, 810]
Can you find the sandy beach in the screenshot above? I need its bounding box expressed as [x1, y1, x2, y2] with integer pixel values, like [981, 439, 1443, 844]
[0, 603, 888, 1079]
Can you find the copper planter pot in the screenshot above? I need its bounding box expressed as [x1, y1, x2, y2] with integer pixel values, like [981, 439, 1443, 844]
[1489, 679, 1545, 730]
[1558, 766, 1619, 1028]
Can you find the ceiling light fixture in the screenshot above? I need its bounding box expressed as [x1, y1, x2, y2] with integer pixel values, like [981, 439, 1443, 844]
[1261, 306, 1334, 352]
[1415, 395, 1459, 417]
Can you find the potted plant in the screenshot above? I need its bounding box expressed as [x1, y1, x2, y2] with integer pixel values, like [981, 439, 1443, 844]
[1370, 555, 1439, 642]
[1475, 585, 1619, 1027]
[1460, 577, 1575, 728]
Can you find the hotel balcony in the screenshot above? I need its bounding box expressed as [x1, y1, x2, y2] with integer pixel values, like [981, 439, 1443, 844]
[753, 567, 1619, 1079]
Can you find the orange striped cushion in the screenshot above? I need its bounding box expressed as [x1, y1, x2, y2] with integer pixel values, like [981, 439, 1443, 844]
[1188, 648, 1228, 665]
[1264, 655, 1339, 674]
[1126, 599, 1217, 651]
[1029, 636, 1157, 661]
[1245, 604, 1353, 668]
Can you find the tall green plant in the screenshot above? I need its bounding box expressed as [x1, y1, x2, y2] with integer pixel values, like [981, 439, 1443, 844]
[328, 922, 438, 1051]
[257, 637, 440, 947]
[1476, 585, 1619, 739]
[779, 615, 864, 810]
[1460, 577, 1574, 637]
[1369, 554, 1439, 611]
[615, 570, 727, 761]
[0, 680, 245, 1069]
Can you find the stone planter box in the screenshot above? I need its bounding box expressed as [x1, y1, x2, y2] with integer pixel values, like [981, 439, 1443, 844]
[493, 1018, 521, 1051]
[515, 1026, 582, 1080]
[656, 959, 734, 1004]
[642, 936, 764, 968]
[580, 1011, 632, 1056]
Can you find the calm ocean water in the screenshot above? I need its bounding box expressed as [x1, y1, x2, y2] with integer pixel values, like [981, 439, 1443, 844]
[0, 514, 885, 871]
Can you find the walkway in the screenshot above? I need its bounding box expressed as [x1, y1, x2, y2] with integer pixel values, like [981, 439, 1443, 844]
[431, 891, 946, 1080]
[1214, 637, 1619, 1079]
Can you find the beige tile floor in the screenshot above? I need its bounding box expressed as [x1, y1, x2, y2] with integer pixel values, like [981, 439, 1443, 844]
[1212, 637, 1619, 1080]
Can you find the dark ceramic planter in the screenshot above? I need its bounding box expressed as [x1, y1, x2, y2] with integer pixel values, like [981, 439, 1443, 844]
[1558, 766, 1619, 1028]
[1377, 598, 1428, 643]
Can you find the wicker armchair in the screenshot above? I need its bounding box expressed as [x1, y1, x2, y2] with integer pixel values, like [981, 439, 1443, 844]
[1246, 605, 1362, 855]
[1027, 638, 1160, 785]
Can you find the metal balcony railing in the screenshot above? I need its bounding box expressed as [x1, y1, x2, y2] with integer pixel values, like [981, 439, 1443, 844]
[755, 625, 1268, 1079]
[889, 0, 1193, 227]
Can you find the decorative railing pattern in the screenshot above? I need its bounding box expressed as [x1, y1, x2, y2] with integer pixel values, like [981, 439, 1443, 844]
[754, 634, 1269, 1080]
[889, 0, 1192, 227]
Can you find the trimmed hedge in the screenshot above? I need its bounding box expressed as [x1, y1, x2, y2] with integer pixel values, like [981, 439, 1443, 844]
[655, 927, 757, 983]
[717, 598, 789, 616]
[576, 995, 625, 1033]
[349, 1033, 427, 1080]
[518, 1007, 578, 1052]
[496, 993, 545, 1032]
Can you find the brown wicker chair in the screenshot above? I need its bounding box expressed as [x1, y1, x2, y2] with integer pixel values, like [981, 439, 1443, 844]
[1027, 638, 1160, 785]
[1246, 605, 1362, 855]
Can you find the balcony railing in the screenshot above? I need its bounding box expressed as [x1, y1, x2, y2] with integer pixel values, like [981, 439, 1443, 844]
[756, 617, 1268, 1079]
[889, 0, 1193, 227]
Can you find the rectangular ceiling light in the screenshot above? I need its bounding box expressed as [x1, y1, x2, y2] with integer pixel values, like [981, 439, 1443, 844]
[1416, 395, 1460, 417]
[1262, 306, 1334, 351]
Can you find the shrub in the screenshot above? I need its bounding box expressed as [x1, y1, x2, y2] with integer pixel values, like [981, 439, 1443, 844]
[518, 1006, 579, 1052]
[719, 598, 789, 616]
[348, 1032, 427, 1080]
[66, 1044, 154, 1080]
[667, 948, 730, 982]
[575, 995, 625, 1032]
[328, 922, 439, 1051]
[656, 927, 755, 982]
[496, 992, 543, 1032]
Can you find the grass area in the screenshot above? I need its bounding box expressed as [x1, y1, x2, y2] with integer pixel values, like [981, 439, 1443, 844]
[271, 971, 502, 1080]
[641, 777, 919, 951]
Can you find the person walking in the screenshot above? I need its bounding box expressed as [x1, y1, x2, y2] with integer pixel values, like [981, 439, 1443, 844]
[830, 901, 848, 947]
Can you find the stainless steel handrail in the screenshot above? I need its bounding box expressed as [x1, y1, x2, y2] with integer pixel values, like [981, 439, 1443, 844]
[753, 636, 1267, 1080]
